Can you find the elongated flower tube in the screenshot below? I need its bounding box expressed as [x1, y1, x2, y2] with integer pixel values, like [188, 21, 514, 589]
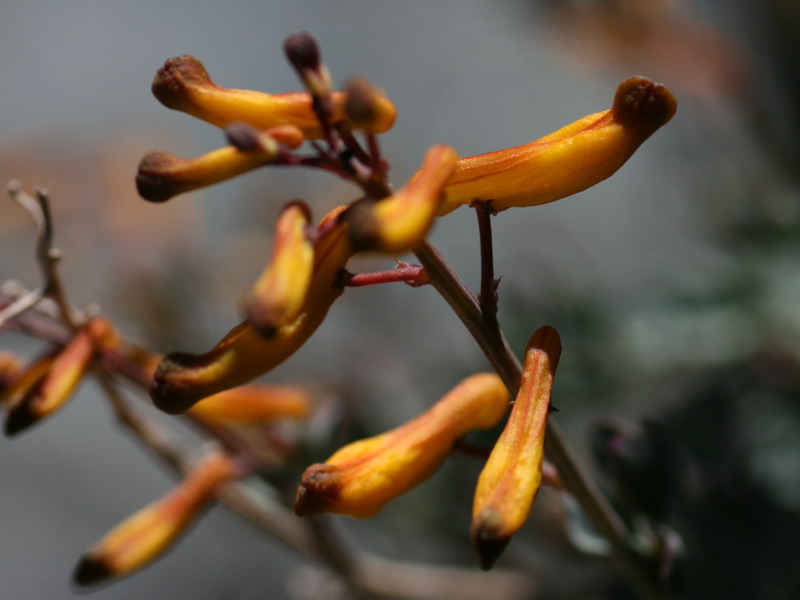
[242, 202, 315, 335]
[294, 373, 510, 519]
[347, 145, 458, 253]
[188, 384, 311, 425]
[5, 318, 114, 436]
[151, 206, 354, 414]
[152, 55, 396, 138]
[136, 124, 304, 203]
[471, 326, 562, 569]
[73, 451, 236, 586]
[436, 76, 677, 215]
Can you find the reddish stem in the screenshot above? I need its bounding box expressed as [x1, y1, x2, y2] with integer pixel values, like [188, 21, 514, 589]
[344, 263, 429, 287]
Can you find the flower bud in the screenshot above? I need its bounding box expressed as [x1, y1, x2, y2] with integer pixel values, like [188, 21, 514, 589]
[294, 373, 509, 519]
[188, 383, 312, 425]
[151, 55, 395, 138]
[347, 145, 458, 253]
[283, 32, 333, 112]
[150, 206, 354, 414]
[73, 451, 236, 586]
[344, 77, 393, 133]
[471, 326, 561, 569]
[242, 202, 315, 336]
[437, 77, 677, 215]
[137, 141, 279, 204]
[4, 318, 112, 436]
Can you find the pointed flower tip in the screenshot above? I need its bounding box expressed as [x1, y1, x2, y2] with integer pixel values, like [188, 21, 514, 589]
[293, 373, 509, 519]
[472, 507, 511, 571]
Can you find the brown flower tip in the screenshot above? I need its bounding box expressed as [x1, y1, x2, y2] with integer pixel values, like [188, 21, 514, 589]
[283, 32, 322, 73]
[612, 76, 678, 139]
[135, 150, 186, 203]
[136, 146, 269, 203]
[73, 556, 113, 587]
[471, 507, 511, 571]
[294, 463, 343, 517]
[152, 55, 214, 111]
[225, 122, 279, 155]
[344, 78, 385, 131]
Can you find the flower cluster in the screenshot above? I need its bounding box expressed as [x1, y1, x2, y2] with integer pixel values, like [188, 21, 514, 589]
[132, 31, 675, 572]
[1, 30, 676, 589]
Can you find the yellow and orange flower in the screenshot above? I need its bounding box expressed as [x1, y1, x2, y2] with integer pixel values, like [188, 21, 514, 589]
[294, 373, 509, 519]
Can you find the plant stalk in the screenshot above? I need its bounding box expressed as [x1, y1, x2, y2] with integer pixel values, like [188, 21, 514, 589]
[414, 240, 662, 600]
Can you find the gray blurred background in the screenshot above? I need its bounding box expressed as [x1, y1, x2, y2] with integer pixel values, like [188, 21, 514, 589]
[2, 1, 800, 599]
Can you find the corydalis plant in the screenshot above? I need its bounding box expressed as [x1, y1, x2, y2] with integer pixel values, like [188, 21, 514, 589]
[1, 30, 677, 600]
[137, 31, 675, 588]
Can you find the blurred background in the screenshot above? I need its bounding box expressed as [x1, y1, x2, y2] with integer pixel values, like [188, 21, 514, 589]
[1, 0, 799, 598]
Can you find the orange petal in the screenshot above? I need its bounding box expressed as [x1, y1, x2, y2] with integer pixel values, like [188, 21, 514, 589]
[151, 55, 395, 138]
[188, 384, 312, 425]
[74, 452, 236, 586]
[438, 77, 677, 215]
[4, 319, 110, 436]
[242, 202, 315, 335]
[471, 326, 562, 569]
[294, 373, 509, 519]
[348, 145, 458, 253]
[150, 206, 354, 414]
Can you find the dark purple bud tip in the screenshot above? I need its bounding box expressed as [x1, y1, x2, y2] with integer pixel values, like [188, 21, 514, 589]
[149, 352, 211, 414]
[136, 151, 183, 203]
[73, 555, 113, 587]
[342, 199, 381, 251]
[225, 122, 264, 153]
[283, 32, 321, 72]
[612, 76, 677, 138]
[344, 78, 379, 127]
[473, 529, 510, 571]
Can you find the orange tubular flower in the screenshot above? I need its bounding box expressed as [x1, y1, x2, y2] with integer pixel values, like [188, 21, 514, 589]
[242, 202, 315, 336]
[150, 206, 355, 414]
[73, 451, 236, 586]
[136, 124, 304, 203]
[4, 318, 115, 436]
[437, 76, 677, 215]
[294, 373, 510, 519]
[0, 352, 23, 401]
[188, 384, 311, 425]
[151, 55, 396, 138]
[471, 326, 562, 570]
[347, 145, 458, 254]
